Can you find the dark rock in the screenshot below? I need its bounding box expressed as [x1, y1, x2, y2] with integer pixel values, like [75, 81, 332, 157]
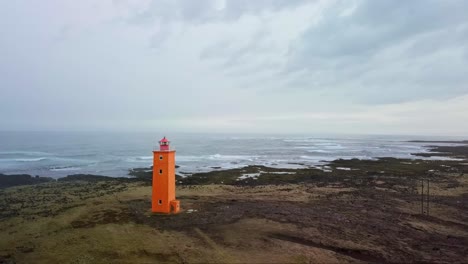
[0, 174, 54, 189]
[59, 174, 119, 182]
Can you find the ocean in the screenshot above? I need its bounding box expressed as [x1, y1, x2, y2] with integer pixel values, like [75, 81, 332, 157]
[0, 131, 465, 178]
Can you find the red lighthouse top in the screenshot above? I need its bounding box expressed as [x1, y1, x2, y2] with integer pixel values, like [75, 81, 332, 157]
[159, 136, 170, 151]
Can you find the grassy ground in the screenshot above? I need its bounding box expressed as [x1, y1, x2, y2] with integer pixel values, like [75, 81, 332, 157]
[1, 170, 467, 263]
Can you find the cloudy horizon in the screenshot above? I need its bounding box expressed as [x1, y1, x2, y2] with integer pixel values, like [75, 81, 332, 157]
[1, 0, 468, 136]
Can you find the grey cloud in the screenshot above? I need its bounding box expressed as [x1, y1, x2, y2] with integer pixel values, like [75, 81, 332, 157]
[407, 24, 468, 58]
[129, 0, 308, 25]
[200, 28, 271, 70]
[149, 24, 172, 49]
[129, 0, 309, 60]
[290, 0, 468, 62]
[199, 40, 234, 60]
[283, 0, 468, 103]
[221, 0, 308, 20]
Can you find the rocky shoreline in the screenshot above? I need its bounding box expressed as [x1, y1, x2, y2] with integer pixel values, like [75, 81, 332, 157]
[3, 142, 467, 189]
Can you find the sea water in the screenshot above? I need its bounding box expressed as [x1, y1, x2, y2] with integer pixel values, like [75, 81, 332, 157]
[0, 131, 465, 178]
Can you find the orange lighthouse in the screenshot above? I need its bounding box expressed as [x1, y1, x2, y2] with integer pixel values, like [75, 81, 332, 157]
[152, 137, 180, 214]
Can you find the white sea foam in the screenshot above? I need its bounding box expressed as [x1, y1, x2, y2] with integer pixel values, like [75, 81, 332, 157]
[267, 163, 309, 169]
[313, 143, 346, 150]
[237, 173, 260, 180]
[266, 171, 296, 175]
[176, 155, 204, 162]
[424, 156, 465, 161]
[305, 149, 331, 153]
[208, 154, 259, 161]
[50, 166, 82, 172]
[0, 151, 51, 156]
[315, 165, 333, 172]
[293, 147, 331, 153]
[336, 167, 352, 171]
[136, 156, 153, 160]
[14, 157, 47, 162]
[176, 154, 259, 162]
[299, 155, 335, 162]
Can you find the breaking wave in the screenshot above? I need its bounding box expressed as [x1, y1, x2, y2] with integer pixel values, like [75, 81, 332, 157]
[50, 166, 82, 172]
[14, 157, 47, 162]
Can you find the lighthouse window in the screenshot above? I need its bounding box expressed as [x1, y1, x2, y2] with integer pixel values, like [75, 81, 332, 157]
[158, 200, 162, 205]
[159, 155, 163, 160]
[159, 169, 163, 174]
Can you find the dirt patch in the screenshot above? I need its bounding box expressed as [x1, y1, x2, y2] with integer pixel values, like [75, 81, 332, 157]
[0, 254, 15, 264]
[94, 249, 181, 263]
[70, 208, 132, 228]
[270, 233, 386, 263]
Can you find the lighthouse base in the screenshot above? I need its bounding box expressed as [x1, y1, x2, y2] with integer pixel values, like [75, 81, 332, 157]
[151, 199, 180, 214]
[170, 200, 180, 214]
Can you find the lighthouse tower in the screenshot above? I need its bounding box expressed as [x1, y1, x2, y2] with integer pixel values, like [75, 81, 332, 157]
[152, 137, 180, 214]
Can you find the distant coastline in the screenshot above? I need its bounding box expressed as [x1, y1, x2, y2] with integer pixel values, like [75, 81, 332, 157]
[408, 140, 468, 144]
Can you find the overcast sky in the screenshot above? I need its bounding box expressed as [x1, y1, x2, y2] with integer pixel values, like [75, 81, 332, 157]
[1, 0, 468, 135]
